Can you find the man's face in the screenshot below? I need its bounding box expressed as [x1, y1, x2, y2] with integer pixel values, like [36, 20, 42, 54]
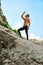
[25, 14, 29, 18]
[25, 15, 28, 18]
[25, 14, 28, 17]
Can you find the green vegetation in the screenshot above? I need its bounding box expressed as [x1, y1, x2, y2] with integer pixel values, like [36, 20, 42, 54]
[1, 15, 12, 30]
[13, 29, 18, 34]
[0, 11, 18, 34]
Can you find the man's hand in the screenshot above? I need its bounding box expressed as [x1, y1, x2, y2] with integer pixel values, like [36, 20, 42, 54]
[23, 11, 26, 15]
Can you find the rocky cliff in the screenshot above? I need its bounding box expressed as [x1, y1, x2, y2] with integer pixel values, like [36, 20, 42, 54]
[0, 25, 43, 65]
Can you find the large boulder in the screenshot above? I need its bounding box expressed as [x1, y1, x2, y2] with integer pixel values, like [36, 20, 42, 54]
[0, 25, 43, 65]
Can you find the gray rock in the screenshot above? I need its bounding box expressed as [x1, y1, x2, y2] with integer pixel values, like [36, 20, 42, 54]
[4, 59, 11, 63]
[0, 25, 43, 65]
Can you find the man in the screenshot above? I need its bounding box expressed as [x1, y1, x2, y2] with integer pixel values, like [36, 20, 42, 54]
[18, 12, 30, 40]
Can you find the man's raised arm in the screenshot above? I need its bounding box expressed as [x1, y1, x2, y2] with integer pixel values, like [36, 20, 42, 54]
[21, 12, 25, 20]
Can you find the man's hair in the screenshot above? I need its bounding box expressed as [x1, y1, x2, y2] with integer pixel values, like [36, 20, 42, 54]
[26, 14, 30, 17]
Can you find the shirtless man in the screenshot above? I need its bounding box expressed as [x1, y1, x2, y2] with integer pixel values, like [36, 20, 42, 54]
[18, 12, 30, 40]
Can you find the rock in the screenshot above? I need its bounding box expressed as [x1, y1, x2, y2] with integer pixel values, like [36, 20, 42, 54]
[0, 15, 4, 24]
[0, 43, 2, 53]
[4, 59, 11, 63]
[0, 25, 43, 65]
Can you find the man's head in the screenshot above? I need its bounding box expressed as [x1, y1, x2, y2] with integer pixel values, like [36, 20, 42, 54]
[25, 14, 30, 18]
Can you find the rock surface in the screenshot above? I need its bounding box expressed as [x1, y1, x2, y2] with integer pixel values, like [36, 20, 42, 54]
[0, 25, 43, 65]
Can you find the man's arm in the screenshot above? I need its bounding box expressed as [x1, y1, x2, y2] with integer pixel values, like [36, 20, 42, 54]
[21, 12, 25, 20]
[27, 19, 30, 27]
[29, 19, 30, 26]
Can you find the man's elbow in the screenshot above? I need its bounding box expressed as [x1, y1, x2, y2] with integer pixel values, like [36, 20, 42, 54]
[21, 15, 23, 18]
[21, 15, 22, 18]
[21, 16, 23, 19]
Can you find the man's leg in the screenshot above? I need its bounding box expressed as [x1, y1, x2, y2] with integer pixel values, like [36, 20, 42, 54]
[25, 26, 28, 40]
[18, 26, 25, 37]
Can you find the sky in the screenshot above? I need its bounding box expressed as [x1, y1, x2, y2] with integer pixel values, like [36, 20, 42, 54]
[1, 0, 43, 38]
